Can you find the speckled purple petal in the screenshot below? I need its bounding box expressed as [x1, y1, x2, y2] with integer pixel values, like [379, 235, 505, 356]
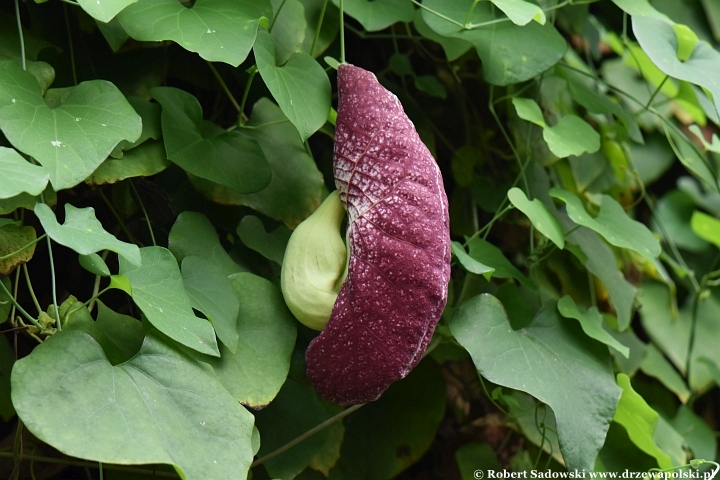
[305, 64, 451, 405]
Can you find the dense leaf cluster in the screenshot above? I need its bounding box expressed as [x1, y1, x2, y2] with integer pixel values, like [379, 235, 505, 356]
[1, 0, 720, 479]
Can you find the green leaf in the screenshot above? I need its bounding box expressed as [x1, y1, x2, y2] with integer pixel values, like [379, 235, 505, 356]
[87, 140, 170, 185]
[412, 9, 471, 62]
[557, 296, 629, 358]
[414, 75, 447, 99]
[309, 420, 344, 476]
[236, 215, 291, 265]
[513, 97, 546, 126]
[550, 188, 661, 260]
[181, 256, 240, 352]
[0, 278, 12, 324]
[61, 297, 144, 365]
[332, 0, 414, 31]
[328, 360, 446, 478]
[467, 237, 534, 289]
[34, 203, 141, 266]
[450, 295, 621, 471]
[513, 98, 600, 157]
[188, 98, 324, 229]
[613, 373, 673, 469]
[254, 378, 340, 478]
[0, 61, 142, 190]
[690, 211, 720, 248]
[117, 0, 272, 66]
[0, 224, 36, 276]
[640, 344, 691, 403]
[78, 253, 111, 277]
[270, 0, 307, 64]
[254, 31, 331, 142]
[611, 0, 668, 19]
[151, 86, 272, 193]
[299, 0, 340, 58]
[12, 329, 254, 479]
[168, 211, 245, 278]
[422, 0, 565, 85]
[109, 274, 132, 295]
[0, 147, 49, 199]
[118, 246, 220, 357]
[565, 225, 636, 330]
[111, 96, 162, 158]
[490, 0, 545, 26]
[206, 272, 296, 407]
[671, 405, 717, 462]
[451, 241, 494, 276]
[76, 0, 138, 23]
[633, 15, 720, 114]
[97, 17, 129, 52]
[508, 188, 565, 248]
[456, 443, 500, 480]
[543, 115, 601, 158]
[653, 191, 709, 252]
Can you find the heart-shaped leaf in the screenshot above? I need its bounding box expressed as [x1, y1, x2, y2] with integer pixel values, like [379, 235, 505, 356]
[118, 246, 220, 357]
[181, 255, 240, 352]
[0, 61, 141, 191]
[450, 294, 621, 471]
[188, 98, 325, 229]
[76, 0, 138, 23]
[12, 329, 254, 480]
[35, 203, 141, 266]
[254, 30, 331, 142]
[557, 295, 629, 358]
[332, 0, 414, 31]
[205, 272, 297, 407]
[236, 215, 291, 265]
[117, 0, 272, 66]
[152, 86, 271, 193]
[0, 147, 49, 199]
[0, 223, 36, 276]
[118, 0, 272, 67]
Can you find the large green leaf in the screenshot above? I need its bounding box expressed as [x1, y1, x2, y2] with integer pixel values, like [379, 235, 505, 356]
[254, 31, 331, 142]
[633, 15, 720, 114]
[508, 187, 565, 248]
[328, 360, 446, 479]
[557, 296, 629, 358]
[270, 0, 307, 65]
[76, 0, 138, 23]
[181, 256, 240, 353]
[206, 272, 296, 407]
[12, 329, 254, 479]
[551, 188, 661, 261]
[333, 0, 414, 31]
[34, 203, 141, 266]
[0, 61, 141, 190]
[639, 344, 690, 403]
[168, 211, 245, 278]
[467, 237, 533, 288]
[118, 246, 220, 357]
[450, 295, 621, 471]
[236, 215, 291, 265]
[0, 147, 49, 199]
[254, 378, 341, 479]
[152, 86, 272, 193]
[62, 297, 144, 365]
[86, 140, 170, 185]
[422, 0, 566, 85]
[613, 373, 673, 469]
[117, 0, 272, 66]
[188, 98, 325, 229]
[490, 0, 545, 26]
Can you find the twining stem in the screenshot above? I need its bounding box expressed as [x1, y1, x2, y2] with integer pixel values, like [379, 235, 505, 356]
[339, 0, 345, 63]
[269, 0, 288, 31]
[98, 189, 142, 246]
[63, 2, 78, 85]
[238, 66, 258, 124]
[22, 265, 42, 315]
[13, 0, 25, 70]
[0, 278, 41, 330]
[207, 61, 241, 113]
[310, 0, 329, 57]
[45, 233, 61, 331]
[129, 180, 156, 246]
